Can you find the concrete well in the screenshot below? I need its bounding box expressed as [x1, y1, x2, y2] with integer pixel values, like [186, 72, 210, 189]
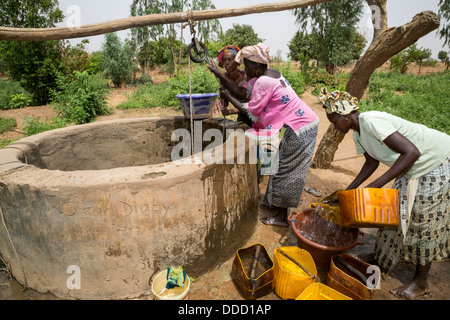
[0, 117, 258, 299]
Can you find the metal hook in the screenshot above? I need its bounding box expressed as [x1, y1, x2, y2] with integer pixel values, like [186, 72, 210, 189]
[182, 10, 208, 63]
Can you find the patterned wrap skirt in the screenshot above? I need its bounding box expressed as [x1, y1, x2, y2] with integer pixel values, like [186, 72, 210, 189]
[263, 124, 318, 208]
[375, 157, 450, 273]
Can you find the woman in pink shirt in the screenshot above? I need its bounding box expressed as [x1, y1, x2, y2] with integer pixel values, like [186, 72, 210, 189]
[210, 44, 319, 227]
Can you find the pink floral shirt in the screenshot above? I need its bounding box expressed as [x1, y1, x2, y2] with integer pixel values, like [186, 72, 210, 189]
[244, 75, 318, 138]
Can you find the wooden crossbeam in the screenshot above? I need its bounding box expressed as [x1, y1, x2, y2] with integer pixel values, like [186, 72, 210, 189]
[0, 0, 332, 41]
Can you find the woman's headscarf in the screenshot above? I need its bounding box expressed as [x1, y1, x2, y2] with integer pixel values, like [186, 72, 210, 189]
[217, 45, 240, 68]
[318, 87, 360, 115]
[234, 44, 270, 66]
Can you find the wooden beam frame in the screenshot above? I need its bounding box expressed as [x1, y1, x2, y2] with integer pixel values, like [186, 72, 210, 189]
[0, 0, 332, 41]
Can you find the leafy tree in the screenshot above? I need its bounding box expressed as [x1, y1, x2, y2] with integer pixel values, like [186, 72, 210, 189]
[288, 31, 319, 62]
[101, 33, 138, 88]
[438, 50, 449, 69]
[0, 0, 65, 104]
[390, 51, 410, 74]
[292, 0, 364, 74]
[438, 0, 450, 48]
[438, 50, 448, 61]
[130, 1, 221, 74]
[61, 39, 91, 75]
[219, 24, 264, 50]
[191, 0, 222, 44]
[406, 44, 432, 74]
[130, 0, 164, 72]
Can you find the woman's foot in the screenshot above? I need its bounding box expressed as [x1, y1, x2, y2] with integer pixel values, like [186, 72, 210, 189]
[390, 282, 430, 300]
[390, 263, 431, 299]
[259, 206, 289, 227]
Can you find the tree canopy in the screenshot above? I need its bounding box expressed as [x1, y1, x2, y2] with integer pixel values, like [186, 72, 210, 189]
[219, 24, 264, 51]
[292, 0, 365, 74]
[0, 0, 65, 104]
[439, 0, 450, 48]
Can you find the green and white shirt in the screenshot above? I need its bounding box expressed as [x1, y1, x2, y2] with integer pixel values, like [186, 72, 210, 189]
[353, 111, 450, 179]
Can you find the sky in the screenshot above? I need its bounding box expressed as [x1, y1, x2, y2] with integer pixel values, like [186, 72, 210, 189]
[57, 0, 447, 60]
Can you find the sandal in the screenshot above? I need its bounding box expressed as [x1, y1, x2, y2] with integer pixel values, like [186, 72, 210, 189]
[259, 215, 289, 227]
[304, 186, 322, 197]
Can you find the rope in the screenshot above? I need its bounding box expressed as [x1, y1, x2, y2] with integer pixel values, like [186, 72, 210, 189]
[185, 9, 197, 157]
[184, 9, 197, 35]
[0, 164, 31, 177]
[188, 53, 194, 156]
[0, 204, 28, 288]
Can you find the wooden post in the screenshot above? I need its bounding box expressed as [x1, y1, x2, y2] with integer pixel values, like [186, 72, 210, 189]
[0, 0, 332, 41]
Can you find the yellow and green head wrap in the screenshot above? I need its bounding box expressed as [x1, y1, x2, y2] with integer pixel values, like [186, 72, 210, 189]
[318, 87, 360, 115]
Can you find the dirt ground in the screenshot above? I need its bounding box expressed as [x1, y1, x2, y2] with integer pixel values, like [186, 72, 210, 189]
[0, 63, 448, 300]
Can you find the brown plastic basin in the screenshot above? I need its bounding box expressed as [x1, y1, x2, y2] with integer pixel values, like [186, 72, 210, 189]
[289, 209, 365, 268]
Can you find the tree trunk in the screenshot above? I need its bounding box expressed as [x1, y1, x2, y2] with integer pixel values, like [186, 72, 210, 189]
[311, 5, 440, 169]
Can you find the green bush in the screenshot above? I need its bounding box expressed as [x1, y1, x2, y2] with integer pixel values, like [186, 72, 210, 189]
[272, 62, 306, 95]
[9, 93, 31, 109]
[101, 33, 138, 88]
[118, 82, 170, 110]
[136, 72, 153, 86]
[0, 139, 14, 148]
[0, 79, 32, 110]
[0, 117, 16, 133]
[23, 116, 69, 136]
[310, 69, 349, 95]
[51, 71, 111, 124]
[168, 66, 220, 108]
[118, 65, 220, 110]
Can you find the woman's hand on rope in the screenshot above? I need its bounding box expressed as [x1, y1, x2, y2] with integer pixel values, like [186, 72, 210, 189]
[207, 62, 221, 77]
[219, 87, 231, 101]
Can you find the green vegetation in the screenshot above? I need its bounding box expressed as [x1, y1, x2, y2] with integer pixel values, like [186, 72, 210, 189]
[118, 82, 171, 110]
[0, 117, 16, 133]
[361, 71, 450, 134]
[271, 62, 306, 95]
[0, 0, 65, 105]
[23, 116, 69, 136]
[292, 0, 366, 74]
[118, 65, 220, 110]
[0, 0, 448, 150]
[0, 79, 32, 110]
[51, 71, 111, 124]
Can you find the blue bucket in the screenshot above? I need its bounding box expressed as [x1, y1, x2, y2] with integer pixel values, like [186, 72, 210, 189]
[175, 93, 219, 120]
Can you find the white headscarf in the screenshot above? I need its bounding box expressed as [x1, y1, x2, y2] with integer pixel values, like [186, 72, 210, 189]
[234, 43, 270, 65]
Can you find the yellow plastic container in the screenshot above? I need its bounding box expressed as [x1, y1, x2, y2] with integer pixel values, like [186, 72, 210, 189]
[296, 283, 352, 300]
[273, 247, 317, 299]
[310, 190, 342, 225]
[311, 188, 399, 228]
[338, 188, 399, 227]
